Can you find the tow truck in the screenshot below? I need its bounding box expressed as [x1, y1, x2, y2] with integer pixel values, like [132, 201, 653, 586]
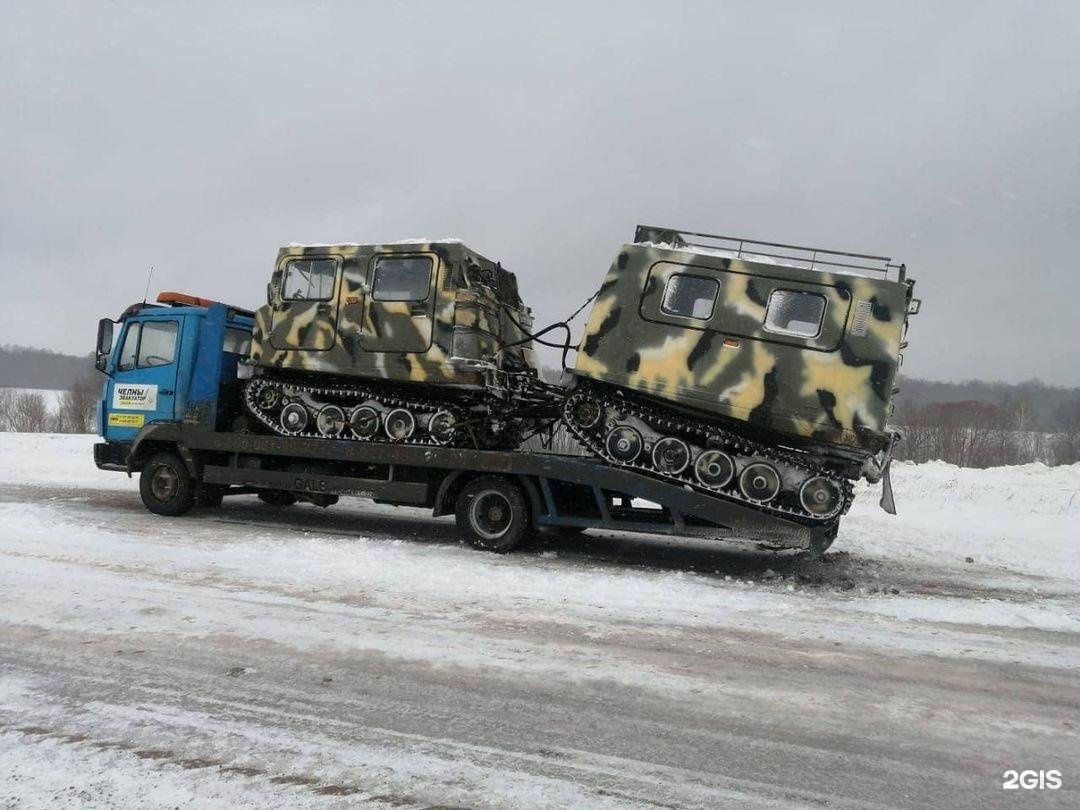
[92, 293, 837, 554]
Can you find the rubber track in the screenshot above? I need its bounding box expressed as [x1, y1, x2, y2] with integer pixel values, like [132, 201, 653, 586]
[562, 384, 853, 524]
[244, 378, 468, 447]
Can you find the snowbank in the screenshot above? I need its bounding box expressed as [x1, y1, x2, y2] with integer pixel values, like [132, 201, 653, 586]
[848, 460, 1080, 579]
[1, 433, 1076, 583]
[0, 433, 125, 489]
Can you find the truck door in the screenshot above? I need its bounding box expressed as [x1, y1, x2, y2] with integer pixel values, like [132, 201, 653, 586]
[103, 318, 182, 442]
[360, 253, 437, 353]
[270, 256, 340, 351]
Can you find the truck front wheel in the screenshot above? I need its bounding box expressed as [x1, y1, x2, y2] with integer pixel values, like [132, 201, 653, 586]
[455, 476, 531, 553]
[139, 452, 195, 517]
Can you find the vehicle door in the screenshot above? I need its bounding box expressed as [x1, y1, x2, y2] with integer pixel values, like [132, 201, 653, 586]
[360, 253, 438, 353]
[103, 318, 182, 442]
[270, 256, 341, 351]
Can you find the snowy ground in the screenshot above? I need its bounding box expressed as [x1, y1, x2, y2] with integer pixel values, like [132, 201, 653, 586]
[0, 434, 1077, 808]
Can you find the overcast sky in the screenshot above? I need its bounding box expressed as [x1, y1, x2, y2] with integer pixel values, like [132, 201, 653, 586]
[2, 1, 1078, 384]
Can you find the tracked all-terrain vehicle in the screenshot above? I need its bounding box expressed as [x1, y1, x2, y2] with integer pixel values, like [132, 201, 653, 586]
[90, 224, 918, 556]
[563, 225, 919, 533]
[245, 240, 547, 449]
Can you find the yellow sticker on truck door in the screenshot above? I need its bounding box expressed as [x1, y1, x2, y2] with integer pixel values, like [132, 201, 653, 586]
[107, 412, 146, 427]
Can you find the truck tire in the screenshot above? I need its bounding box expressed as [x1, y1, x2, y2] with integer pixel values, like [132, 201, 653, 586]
[258, 490, 298, 507]
[139, 452, 195, 517]
[455, 476, 531, 553]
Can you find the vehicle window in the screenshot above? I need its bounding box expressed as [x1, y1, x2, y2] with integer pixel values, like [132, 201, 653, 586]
[117, 323, 141, 371]
[661, 274, 719, 320]
[223, 327, 251, 355]
[281, 258, 337, 301]
[137, 321, 178, 367]
[372, 256, 433, 302]
[764, 290, 827, 338]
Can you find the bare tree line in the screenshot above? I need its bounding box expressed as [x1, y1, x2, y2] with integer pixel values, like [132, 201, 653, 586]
[893, 397, 1080, 467]
[0, 372, 99, 434]
[3, 364, 1080, 470]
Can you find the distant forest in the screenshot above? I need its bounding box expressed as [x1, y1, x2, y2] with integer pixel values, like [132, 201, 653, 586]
[1, 345, 1079, 465]
[891, 376, 1080, 466]
[893, 376, 1080, 433]
[0, 345, 93, 389]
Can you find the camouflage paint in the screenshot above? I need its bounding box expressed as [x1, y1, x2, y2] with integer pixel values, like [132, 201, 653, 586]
[574, 243, 916, 452]
[250, 242, 536, 389]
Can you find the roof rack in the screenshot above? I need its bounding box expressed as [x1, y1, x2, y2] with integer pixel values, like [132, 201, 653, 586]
[634, 225, 905, 279]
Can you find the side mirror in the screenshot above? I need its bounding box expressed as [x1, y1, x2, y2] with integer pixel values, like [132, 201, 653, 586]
[95, 318, 114, 373]
[267, 281, 285, 310]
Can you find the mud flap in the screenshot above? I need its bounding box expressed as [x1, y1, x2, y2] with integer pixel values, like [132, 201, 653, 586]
[878, 459, 897, 515]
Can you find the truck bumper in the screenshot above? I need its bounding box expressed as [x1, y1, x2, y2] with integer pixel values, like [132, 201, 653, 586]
[94, 441, 130, 472]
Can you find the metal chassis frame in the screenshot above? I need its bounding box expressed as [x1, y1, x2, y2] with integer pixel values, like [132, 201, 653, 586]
[120, 423, 831, 550]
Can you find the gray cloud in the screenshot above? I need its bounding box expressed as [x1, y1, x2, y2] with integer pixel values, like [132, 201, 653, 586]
[3, 1, 1079, 384]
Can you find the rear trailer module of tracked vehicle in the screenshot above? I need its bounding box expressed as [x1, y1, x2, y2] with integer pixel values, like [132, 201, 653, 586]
[565, 225, 919, 528]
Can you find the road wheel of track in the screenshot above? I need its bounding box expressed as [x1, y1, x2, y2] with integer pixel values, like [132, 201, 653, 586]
[139, 452, 195, 517]
[605, 426, 643, 463]
[349, 406, 380, 439]
[739, 462, 781, 503]
[258, 490, 298, 507]
[384, 408, 416, 441]
[455, 476, 531, 553]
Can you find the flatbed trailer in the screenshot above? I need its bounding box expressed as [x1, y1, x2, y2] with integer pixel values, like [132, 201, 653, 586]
[90, 293, 837, 555]
[95, 422, 836, 554]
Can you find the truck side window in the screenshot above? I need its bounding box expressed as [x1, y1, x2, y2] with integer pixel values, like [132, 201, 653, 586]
[223, 327, 252, 355]
[372, 256, 433, 302]
[282, 258, 337, 301]
[117, 323, 141, 371]
[764, 290, 827, 338]
[661, 274, 719, 320]
[137, 321, 178, 367]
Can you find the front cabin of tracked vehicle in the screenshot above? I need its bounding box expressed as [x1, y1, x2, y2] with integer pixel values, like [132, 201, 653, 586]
[250, 240, 537, 389]
[574, 226, 919, 460]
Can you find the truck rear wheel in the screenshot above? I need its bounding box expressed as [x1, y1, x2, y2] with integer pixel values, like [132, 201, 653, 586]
[139, 452, 195, 517]
[455, 476, 531, 553]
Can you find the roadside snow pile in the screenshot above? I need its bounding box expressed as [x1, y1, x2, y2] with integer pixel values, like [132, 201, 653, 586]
[0, 433, 1077, 583]
[884, 460, 1080, 515]
[0, 433, 124, 489]
[847, 460, 1080, 579]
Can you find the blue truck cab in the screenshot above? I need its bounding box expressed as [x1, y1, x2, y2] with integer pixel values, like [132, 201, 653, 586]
[93, 293, 254, 469]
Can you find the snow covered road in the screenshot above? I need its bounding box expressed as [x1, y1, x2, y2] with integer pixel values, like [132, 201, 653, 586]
[1, 435, 1078, 808]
